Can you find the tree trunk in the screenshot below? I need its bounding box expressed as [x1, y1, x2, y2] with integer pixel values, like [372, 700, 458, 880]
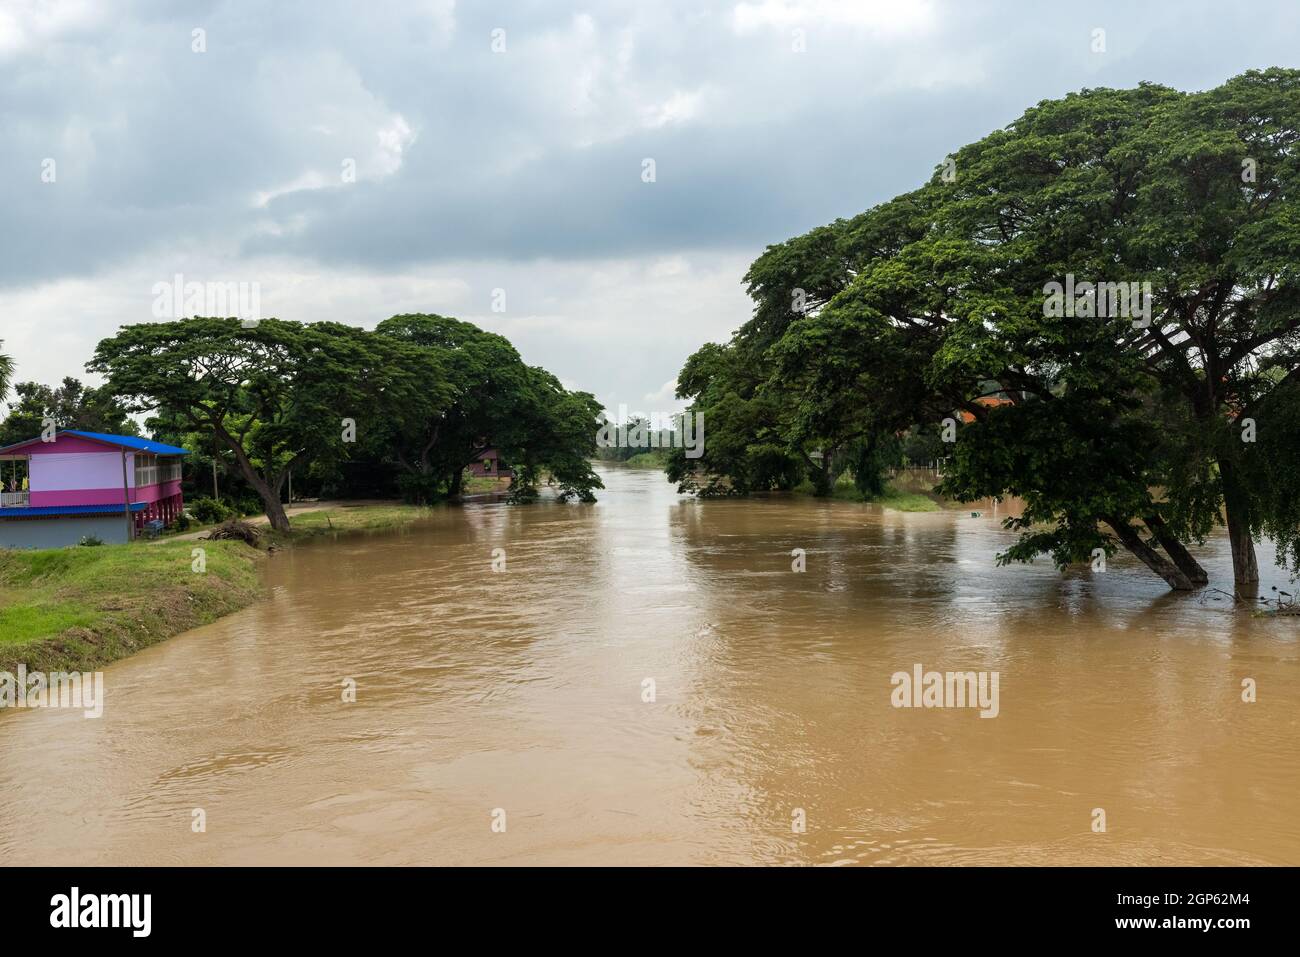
[1218, 458, 1259, 585]
[262, 487, 290, 532]
[803, 449, 832, 496]
[1106, 516, 1194, 590]
[214, 423, 292, 532]
[448, 467, 464, 498]
[1144, 515, 1208, 585]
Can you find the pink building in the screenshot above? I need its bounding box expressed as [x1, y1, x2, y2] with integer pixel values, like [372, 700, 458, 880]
[467, 446, 513, 479]
[0, 430, 188, 548]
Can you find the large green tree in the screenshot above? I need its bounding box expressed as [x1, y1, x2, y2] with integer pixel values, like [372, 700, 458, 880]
[374, 314, 603, 503]
[373, 314, 521, 499]
[89, 318, 433, 530]
[672, 69, 1300, 591]
[502, 366, 604, 503]
[929, 68, 1300, 585]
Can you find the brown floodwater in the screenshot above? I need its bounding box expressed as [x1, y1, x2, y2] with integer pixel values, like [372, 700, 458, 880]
[1, 463, 1297, 865]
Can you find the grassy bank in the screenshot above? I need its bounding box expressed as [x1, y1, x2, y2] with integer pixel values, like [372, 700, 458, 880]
[625, 450, 671, 468]
[793, 476, 943, 512]
[0, 539, 264, 674]
[263, 503, 436, 545]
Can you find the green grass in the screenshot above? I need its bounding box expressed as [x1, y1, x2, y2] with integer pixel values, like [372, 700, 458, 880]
[0, 539, 264, 674]
[793, 476, 942, 512]
[265, 503, 437, 544]
[869, 485, 942, 512]
[0, 602, 99, 639]
[461, 474, 511, 494]
[624, 450, 671, 468]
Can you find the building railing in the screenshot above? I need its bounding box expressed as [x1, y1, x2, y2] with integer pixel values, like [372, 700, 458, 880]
[1, 491, 29, 507]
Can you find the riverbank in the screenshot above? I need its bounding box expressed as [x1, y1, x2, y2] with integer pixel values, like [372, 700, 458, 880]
[0, 502, 439, 675]
[0, 539, 264, 674]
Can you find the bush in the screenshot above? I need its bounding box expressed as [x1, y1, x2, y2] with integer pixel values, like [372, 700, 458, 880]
[398, 471, 443, 505]
[190, 497, 232, 524]
[171, 513, 191, 532]
[217, 495, 263, 517]
[78, 535, 104, 547]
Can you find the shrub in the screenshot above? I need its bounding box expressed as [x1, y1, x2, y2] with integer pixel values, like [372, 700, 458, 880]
[78, 535, 104, 547]
[190, 497, 232, 524]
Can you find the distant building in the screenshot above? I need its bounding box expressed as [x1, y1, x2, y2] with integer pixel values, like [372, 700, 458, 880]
[467, 446, 513, 479]
[958, 395, 1015, 423]
[0, 430, 188, 548]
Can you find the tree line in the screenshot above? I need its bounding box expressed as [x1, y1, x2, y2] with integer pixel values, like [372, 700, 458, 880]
[0, 313, 604, 531]
[665, 68, 1300, 591]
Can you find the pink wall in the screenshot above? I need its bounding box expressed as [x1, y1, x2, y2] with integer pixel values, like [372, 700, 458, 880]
[31, 479, 181, 508]
[15, 436, 185, 508]
[29, 452, 129, 493]
[24, 435, 113, 455]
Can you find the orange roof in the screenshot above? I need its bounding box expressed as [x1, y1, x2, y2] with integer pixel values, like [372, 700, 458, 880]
[958, 395, 1013, 424]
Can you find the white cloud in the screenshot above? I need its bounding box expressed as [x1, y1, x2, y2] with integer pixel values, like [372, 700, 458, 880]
[0, 249, 750, 420]
[641, 89, 706, 128]
[0, 0, 101, 60]
[2, 0, 1297, 416]
[731, 0, 937, 34]
[644, 379, 680, 404]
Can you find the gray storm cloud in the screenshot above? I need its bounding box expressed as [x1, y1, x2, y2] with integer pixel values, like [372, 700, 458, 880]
[1, 0, 1297, 408]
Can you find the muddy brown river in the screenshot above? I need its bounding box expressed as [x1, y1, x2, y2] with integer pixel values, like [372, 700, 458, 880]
[1, 464, 1297, 865]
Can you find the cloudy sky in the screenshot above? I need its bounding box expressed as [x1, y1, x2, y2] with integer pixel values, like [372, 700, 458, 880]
[2, 0, 1297, 418]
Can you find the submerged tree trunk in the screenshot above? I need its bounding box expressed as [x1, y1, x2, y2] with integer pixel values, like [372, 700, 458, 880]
[1218, 458, 1259, 585]
[1105, 516, 1194, 590]
[803, 447, 835, 496]
[1144, 515, 1208, 585]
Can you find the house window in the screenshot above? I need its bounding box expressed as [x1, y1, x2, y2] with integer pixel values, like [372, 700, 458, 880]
[134, 455, 159, 487]
[483, 458, 494, 471]
[134, 455, 181, 486]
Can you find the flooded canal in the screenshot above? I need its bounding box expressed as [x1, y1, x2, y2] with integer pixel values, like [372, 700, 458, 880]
[1, 464, 1297, 865]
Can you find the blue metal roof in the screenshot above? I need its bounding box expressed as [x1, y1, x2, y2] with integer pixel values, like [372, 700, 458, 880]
[62, 431, 190, 455]
[0, 503, 148, 518]
[0, 430, 189, 456]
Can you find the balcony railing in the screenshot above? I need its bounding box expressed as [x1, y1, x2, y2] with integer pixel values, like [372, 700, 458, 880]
[1, 491, 29, 507]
